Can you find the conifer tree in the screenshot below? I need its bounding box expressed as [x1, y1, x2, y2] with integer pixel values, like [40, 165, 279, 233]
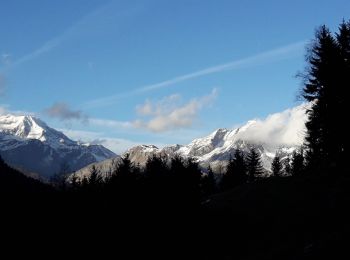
[246, 148, 263, 182]
[220, 149, 247, 191]
[108, 153, 135, 193]
[87, 165, 103, 192]
[290, 150, 305, 177]
[233, 149, 248, 184]
[185, 158, 203, 203]
[271, 154, 283, 177]
[69, 173, 80, 191]
[220, 156, 236, 191]
[284, 157, 291, 176]
[201, 165, 217, 197]
[145, 154, 168, 181]
[336, 20, 350, 170]
[301, 22, 349, 174]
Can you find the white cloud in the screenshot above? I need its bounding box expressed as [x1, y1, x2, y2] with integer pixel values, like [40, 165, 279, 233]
[136, 100, 153, 116]
[136, 94, 181, 116]
[83, 41, 306, 108]
[60, 103, 309, 153]
[133, 88, 218, 132]
[235, 103, 309, 147]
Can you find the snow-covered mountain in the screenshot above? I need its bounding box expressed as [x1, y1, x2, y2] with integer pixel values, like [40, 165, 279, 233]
[0, 114, 116, 178]
[123, 128, 296, 173]
[74, 104, 308, 177]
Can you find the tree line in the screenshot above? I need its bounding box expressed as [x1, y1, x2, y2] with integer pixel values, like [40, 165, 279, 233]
[55, 147, 305, 203]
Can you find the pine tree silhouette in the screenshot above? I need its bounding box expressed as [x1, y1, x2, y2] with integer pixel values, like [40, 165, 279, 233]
[107, 153, 136, 194]
[336, 20, 350, 172]
[246, 148, 263, 182]
[201, 165, 217, 197]
[301, 21, 350, 175]
[184, 157, 202, 206]
[232, 149, 248, 184]
[284, 157, 291, 176]
[220, 149, 247, 191]
[86, 165, 103, 192]
[69, 173, 80, 192]
[271, 154, 283, 177]
[290, 150, 305, 177]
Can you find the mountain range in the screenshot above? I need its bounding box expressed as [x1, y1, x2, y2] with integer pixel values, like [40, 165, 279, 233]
[74, 104, 308, 178]
[0, 114, 116, 179]
[0, 104, 308, 179]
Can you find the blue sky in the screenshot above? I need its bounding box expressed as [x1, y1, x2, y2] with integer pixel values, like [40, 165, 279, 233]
[1, 0, 349, 153]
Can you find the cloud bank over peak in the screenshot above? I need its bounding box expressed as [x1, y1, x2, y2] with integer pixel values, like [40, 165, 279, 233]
[235, 103, 309, 147]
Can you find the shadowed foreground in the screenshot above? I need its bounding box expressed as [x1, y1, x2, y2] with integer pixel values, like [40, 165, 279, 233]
[2, 173, 349, 260]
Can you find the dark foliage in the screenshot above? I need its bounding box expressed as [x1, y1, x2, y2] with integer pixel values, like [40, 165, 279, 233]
[271, 154, 283, 177]
[302, 21, 349, 175]
[246, 148, 264, 182]
[284, 156, 292, 176]
[220, 149, 247, 190]
[290, 150, 305, 177]
[201, 166, 217, 197]
[107, 153, 137, 194]
[0, 155, 53, 193]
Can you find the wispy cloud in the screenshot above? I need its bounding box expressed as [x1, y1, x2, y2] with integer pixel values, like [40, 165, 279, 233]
[60, 128, 162, 154]
[83, 89, 218, 133]
[0, 105, 37, 117]
[84, 41, 306, 108]
[5, 2, 126, 70]
[44, 102, 88, 123]
[133, 88, 218, 132]
[89, 118, 132, 128]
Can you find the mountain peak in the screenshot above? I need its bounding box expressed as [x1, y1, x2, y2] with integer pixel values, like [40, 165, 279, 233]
[0, 114, 72, 146]
[127, 144, 159, 154]
[237, 120, 257, 132]
[0, 114, 48, 141]
[211, 128, 230, 137]
[0, 114, 116, 177]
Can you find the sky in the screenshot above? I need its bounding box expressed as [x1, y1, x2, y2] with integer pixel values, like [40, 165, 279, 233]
[0, 0, 349, 154]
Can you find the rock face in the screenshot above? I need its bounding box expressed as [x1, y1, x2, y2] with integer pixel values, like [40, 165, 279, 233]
[0, 114, 116, 178]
